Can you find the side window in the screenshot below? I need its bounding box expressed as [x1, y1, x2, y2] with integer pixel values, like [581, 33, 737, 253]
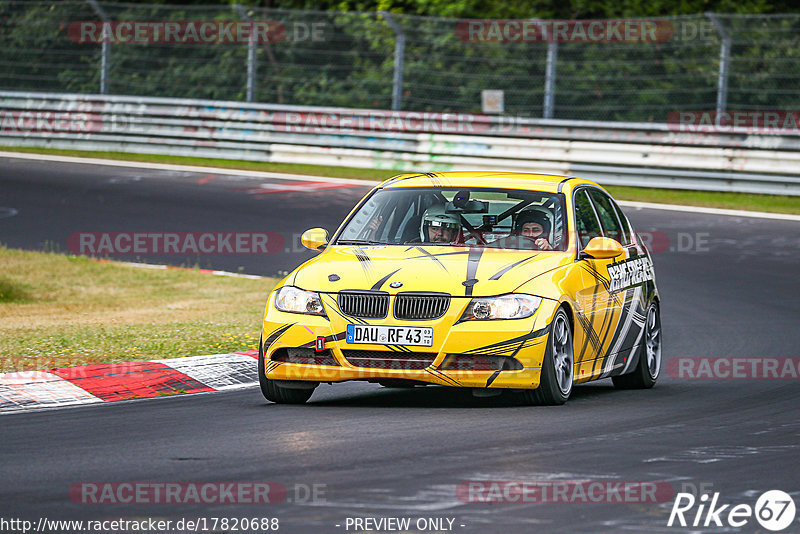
[587, 189, 625, 245]
[609, 200, 633, 246]
[339, 194, 383, 241]
[574, 189, 602, 249]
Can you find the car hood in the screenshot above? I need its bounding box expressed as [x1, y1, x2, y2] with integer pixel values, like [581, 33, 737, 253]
[290, 245, 572, 297]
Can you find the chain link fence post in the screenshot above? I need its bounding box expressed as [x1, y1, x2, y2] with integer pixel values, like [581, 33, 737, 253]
[706, 12, 731, 125]
[381, 12, 405, 111]
[233, 4, 258, 103]
[85, 0, 110, 94]
[543, 40, 558, 119]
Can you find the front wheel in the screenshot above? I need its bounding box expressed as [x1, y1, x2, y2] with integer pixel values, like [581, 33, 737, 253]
[522, 307, 573, 405]
[258, 336, 316, 404]
[613, 302, 661, 389]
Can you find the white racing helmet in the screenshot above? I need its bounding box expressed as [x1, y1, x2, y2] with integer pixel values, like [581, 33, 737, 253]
[420, 204, 460, 242]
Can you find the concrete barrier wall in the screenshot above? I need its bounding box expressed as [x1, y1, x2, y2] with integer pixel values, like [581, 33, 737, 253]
[2, 91, 799, 195]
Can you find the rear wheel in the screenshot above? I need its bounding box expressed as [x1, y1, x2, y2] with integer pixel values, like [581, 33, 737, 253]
[613, 302, 661, 389]
[258, 336, 316, 404]
[522, 307, 573, 405]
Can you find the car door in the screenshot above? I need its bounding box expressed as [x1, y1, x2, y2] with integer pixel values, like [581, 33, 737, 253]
[589, 189, 652, 376]
[572, 188, 627, 379]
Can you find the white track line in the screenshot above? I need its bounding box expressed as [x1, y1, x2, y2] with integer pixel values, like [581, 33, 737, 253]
[0, 151, 375, 186]
[112, 260, 267, 280]
[617, 200, 800, 222]
[2, 150, 798, 222]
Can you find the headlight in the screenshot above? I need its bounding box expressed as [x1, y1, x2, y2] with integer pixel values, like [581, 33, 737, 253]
[460, 294, 542, 321]
[274, 286, 326, 316]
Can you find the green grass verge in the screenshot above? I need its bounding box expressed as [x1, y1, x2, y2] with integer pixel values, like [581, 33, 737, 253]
[0, 246, 276, 373]
[2, 146, 799, 215]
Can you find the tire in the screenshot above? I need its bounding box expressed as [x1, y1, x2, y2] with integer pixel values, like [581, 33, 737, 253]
[258, 336, 316, 404]
[522, 307, 574, 405]
[612, 302, 661, 390]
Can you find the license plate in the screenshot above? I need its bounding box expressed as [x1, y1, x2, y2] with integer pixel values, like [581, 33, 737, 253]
[346, 324, 433, 347]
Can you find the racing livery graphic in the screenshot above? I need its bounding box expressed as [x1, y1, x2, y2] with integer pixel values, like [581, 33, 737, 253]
[259, 172, 662, 404]
[607, 256, 655, 293]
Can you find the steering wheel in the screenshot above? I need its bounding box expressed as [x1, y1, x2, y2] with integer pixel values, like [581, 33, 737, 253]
[507, 235, 541, 250]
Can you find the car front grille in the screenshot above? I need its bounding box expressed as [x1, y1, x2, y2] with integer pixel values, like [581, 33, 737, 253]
[338, 291, 389, 319]
[271, 348, 339, 366]
[394, 293, 450, 320]
[341, 350, 437, 370]
[439, 354, 523, 371]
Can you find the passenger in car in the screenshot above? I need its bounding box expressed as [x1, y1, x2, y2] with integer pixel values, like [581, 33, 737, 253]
[419, 204, 461, 243]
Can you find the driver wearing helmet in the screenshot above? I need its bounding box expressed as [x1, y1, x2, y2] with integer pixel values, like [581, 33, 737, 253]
[514, 209, 552, 251]
[420, 204, 461, 243]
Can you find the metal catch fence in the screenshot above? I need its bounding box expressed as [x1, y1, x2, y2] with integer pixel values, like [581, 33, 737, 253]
[2, 2, 800, 122]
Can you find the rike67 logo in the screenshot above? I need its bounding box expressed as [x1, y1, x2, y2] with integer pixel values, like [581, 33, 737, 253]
[668, 490, 796, 531]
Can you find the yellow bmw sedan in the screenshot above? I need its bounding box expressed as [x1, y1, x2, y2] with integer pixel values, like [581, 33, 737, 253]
[259, 172, 661, 405]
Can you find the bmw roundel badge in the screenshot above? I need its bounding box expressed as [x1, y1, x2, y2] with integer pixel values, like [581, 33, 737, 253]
[389, 281, 403, 288]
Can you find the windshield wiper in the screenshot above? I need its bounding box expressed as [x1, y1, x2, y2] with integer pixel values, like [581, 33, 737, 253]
[335, 239, 386, 246]
[402, 241, 457, 246]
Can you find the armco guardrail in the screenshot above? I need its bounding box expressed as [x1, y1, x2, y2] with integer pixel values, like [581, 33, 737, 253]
[2, 91, 800, 196]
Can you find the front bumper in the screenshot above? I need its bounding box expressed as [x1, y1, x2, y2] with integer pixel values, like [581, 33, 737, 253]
[261, 294, 559, 390]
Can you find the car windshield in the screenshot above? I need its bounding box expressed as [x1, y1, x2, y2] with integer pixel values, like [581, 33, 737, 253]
[335, 186, 568, 251]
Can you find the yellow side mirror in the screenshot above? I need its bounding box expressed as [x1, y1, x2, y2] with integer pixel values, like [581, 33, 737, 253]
[581, 236, 624, 260]
[301, 228, 329, 251]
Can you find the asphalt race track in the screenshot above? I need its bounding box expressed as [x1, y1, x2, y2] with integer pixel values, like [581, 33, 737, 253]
[2, 156, 800, 533]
